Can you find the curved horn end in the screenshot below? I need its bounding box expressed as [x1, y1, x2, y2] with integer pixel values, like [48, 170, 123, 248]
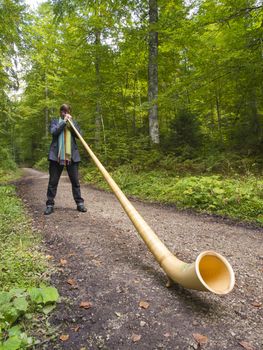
[195, 251, 235, 295]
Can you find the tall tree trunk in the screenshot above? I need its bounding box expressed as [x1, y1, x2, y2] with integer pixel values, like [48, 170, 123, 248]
[94, 30, 107, 159]
[148, 0, 159, 144]
[45, 74, 49, 137]
[94, 30, 101, 147]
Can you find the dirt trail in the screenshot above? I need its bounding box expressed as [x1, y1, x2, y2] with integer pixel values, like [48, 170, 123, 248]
[16, 168, 263, 350]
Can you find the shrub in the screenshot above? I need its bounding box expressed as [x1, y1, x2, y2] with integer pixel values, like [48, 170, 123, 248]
[0, 148, 17, 171]
[34, 157, 48, 171]
[83, 165, 263, 225]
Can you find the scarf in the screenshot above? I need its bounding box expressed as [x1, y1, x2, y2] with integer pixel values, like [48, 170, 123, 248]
[58, 117, 72, 165]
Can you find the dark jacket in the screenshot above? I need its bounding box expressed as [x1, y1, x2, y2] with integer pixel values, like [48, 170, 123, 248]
[48, 119, 81, 163]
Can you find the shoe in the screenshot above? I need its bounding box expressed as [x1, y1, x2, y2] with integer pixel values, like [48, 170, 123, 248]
[77, 203, 87, 212]
[44, 205, 54, 215]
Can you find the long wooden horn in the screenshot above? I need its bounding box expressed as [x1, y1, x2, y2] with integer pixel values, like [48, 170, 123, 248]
[68, 119, 235, 295]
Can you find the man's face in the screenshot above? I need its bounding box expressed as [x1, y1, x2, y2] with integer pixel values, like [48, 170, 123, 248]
[60, 110, 67, 118]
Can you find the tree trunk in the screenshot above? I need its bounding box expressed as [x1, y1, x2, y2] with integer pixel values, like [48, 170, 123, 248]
[45, 74, 49, 137]
[148, 0, 159, 144]
[94, 30, 102, 147]
[45, 91, 49, 137]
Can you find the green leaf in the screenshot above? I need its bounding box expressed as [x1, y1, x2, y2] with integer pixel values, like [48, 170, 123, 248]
[28, 288, 43, 304]
[213, 187, 224, 194]
[40, 287, 59, 304]
[1, 336, 21, 350]
[13, 298, 28, 312]
[8, 326, 21, 338]
[9, 289, 26, 299]
[0, 292, 11, 306]
[3, 307, 19, 325]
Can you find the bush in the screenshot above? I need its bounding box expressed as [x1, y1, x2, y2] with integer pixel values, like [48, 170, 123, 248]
[0, 186, 46, 289]
[82, 165, 263, 225]
[34, 157, 48, 171]
[0, 148, 17, 171]
[0, 185, 59, 348]
[169, 109, 203, 152]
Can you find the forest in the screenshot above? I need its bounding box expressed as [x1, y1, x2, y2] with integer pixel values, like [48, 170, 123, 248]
[0, 0, 263, 223]
[0, 2, 263, 349]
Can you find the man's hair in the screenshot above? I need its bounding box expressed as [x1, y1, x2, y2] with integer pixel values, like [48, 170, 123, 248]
[60, 104, 71, 114]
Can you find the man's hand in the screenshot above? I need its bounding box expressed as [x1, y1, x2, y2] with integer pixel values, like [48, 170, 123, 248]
[64, 113, 72, 122]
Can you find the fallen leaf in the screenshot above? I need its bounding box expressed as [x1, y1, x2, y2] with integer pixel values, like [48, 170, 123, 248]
[251, 301, 262, 308]
[239, 341, 255, 350]
[92, 259, 102, 267]
[45, 255, 53, 260]
[163, 332, 171, 337]
[73, 326, 80, 332]
[60, 334, 69, 341]
[131, 334, 141, 342]
[67, 278, 77, 286]
[79, 301, 92, 309]
[193, 333, 208, 345]
[60, 259, 67, 266]
[139, 301, 149, 309]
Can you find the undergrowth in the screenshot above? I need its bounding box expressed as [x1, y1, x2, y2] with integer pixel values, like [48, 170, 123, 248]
[83, 165, 263, 226]
[0, 185, 59, 349]
[0, 148, 21, 183]
[0, 186, 46, 290]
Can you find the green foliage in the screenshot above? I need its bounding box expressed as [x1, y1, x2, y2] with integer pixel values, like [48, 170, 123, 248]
[12, 0, 262, 171]
[0, 1, 27, 160]
[158, 152, 263, 176]
[83, 165, 263, 225]
[0, 186, 46, 289]
[168, 109, 203, 152]
[0, 287, 59, 349]
[0, 148, 19, 183]
[34, 157, 48, 171]
[0, 185, 59, 349]
[0, 148, 16, 171]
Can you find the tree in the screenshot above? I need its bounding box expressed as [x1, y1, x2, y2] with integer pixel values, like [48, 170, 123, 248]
[0, 0, 26, 160]
[148, 0, 159, 144]
[13, 0, 263, 167]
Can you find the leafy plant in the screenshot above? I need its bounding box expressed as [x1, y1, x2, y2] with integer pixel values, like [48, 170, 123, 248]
[0, 185, 60, 349]
[83, 165, 263, 225]
[0, 287, 59, 349]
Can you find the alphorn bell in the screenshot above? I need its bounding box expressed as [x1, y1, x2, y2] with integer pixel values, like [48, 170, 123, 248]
[68, 119, 235, 295]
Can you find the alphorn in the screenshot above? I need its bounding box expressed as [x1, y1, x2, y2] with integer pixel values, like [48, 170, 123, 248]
[68, 119, 235, 295]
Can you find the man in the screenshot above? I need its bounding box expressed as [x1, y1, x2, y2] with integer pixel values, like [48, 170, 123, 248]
[44, 104, 87, 215]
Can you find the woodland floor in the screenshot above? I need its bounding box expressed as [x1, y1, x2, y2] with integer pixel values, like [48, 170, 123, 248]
[15, 168, 263, 350]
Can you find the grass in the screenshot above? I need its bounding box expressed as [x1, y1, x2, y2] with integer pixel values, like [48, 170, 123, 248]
[0, 183, 59, 348]
[0, 186, 47, 290]
[82, 164, 263, 226]
[0, 169, 22, 184]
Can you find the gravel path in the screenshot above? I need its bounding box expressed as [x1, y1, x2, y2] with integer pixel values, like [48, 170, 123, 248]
[17, 168, 263, 350]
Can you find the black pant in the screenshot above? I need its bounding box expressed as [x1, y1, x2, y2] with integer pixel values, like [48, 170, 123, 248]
[46, 161, 84, 206]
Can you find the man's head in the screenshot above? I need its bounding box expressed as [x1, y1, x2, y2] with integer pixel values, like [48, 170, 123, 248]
[60, 104, 71, 117]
